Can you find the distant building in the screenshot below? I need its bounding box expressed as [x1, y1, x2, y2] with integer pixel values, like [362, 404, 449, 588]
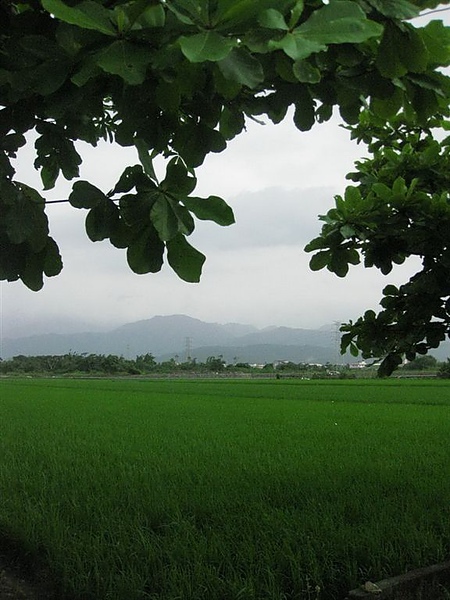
[349, 360, 367, 369]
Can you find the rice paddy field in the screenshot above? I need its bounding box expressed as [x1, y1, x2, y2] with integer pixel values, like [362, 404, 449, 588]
[0, 377, 449, 600]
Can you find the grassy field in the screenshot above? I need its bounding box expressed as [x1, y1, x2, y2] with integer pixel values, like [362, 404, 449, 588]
[0, 378, 449, 600]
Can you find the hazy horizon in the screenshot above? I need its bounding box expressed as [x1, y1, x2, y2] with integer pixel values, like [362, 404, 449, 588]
[2, 310, 339, 340]
[4, 3, 448, 342]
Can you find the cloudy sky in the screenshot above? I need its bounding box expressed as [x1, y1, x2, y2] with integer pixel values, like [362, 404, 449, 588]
[2, 7, 447, 341]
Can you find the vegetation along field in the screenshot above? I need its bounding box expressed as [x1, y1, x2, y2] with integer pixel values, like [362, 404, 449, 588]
[0, 378, 449, 600]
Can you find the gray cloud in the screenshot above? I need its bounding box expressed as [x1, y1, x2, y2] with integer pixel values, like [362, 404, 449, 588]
[191, 186, 336, 251]
[2, 98, 424, 339]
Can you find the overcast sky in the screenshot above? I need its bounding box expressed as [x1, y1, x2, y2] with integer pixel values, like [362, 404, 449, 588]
[2, 8, 448, 340]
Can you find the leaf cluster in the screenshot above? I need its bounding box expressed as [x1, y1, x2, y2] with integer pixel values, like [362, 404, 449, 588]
[2, 0, 447, 287]
[306, 110, 450, 375]
[1, 0, 450, 370]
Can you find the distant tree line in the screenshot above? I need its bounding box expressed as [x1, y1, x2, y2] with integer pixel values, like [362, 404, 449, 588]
[397, 355, 450, 378]
[0, 353, 331, 376]
[0, 353, 448, 377]
[0, 353, 231, 375]
[0, 352, 154, 375]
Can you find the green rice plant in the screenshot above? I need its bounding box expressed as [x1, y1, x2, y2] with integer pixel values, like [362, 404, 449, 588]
[0, 378, 449, 599]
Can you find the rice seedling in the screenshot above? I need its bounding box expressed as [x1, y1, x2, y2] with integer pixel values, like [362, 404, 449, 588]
[0, 378, 449, 599]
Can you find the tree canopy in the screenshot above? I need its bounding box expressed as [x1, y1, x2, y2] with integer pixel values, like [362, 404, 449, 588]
[1, 0, 450, 374]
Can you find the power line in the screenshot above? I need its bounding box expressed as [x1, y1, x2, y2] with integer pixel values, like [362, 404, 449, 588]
[44, 198, 119, 205]
[420, 6, 450, 16]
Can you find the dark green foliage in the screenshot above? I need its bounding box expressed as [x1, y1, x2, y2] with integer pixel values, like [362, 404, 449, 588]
[205, 355, 226, 371]
[0, 352, 143, 374]
[1, 0, 450, 372]
[402, 355, 437, 370]
[437, 358, 450, 378]
[306, 112, 450, 375]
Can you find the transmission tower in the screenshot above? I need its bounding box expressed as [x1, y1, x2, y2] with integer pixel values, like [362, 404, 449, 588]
[333, 321, 342, 368]
[185, 337, 192, 362]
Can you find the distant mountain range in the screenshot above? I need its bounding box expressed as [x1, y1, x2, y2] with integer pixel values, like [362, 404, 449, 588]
[3, 314, 344, 364]
[3, 314, 449, 364]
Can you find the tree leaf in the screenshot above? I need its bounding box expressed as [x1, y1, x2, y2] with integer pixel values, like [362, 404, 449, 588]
[258, 9, 288, 30]
[85, 199, 120, 242]
[218, 48, 264, 89]
[410, 86, 439, 122]
[109, 218, 133, 249]
[215, 0, 293, 29]
[269, 33, 324, 61]
[179, 32, 233, 63]
[309, 250, 330, 271]
[304, 237, 325, 252]
[19, 35, 61, 60]
[371, 88, 403, 119]
[349, 342, 359, 357]
[183, 195, 235, 226]
[164, 0, 204, 25]
[134, 4, 165, 28]
[295, 1, 382, 45]
[161, 159, 197, 196]
[41, 0, 116, 36]
[111, 166, 152, 195]
[376, 23, 428, 79]
[399, 27, 429, 74]
[150, 194, 180, 241]
[329, 250, 350, 277]
[166, 233, 206, 283]
[170, 201, 195, 236]
[43, 237, 63, 277]
[0, 233, 24, 282]
[392, 177, 407, 197]
[293, 87, 315, 131]
[293, 60, 321, 84]
[339, 102, 361, 125]
[119, 192, 157, 227]
[173, 123, 227, 168]
[372, 182, 392, 200]
[376, 23, 406, 78]
[219, 106, 245, 140]
[34, 123, 82, 189]
[378, 353, 402, 377]
[95, 40, 152, 84]
[69, 181, 107, 209]
[71, 59, 102, 87]
[365, 0, 419, 19]
[31, 58, 73, 96]
[21, 252, 44, 292]
[421, 21, 450, 68]
[347, 248, 360, 266]
[1, 133, 26, 155]
[383, 285, 398, 296]
[127, 226, 164, 274]
[155, 81, 181, 113]
[150, 193, 195, 240]
[135, 139, 158, 182]
[340, 224, 356, 239]
[4, 187, 48, 251]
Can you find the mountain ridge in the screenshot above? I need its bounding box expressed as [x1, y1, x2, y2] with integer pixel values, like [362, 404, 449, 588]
[2, 314, 341, 363]
[3, 314, 449, 363]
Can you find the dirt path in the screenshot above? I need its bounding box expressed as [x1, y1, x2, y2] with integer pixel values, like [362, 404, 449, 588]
[0, 552, 56, 600]
[0, 564, 40, 600]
